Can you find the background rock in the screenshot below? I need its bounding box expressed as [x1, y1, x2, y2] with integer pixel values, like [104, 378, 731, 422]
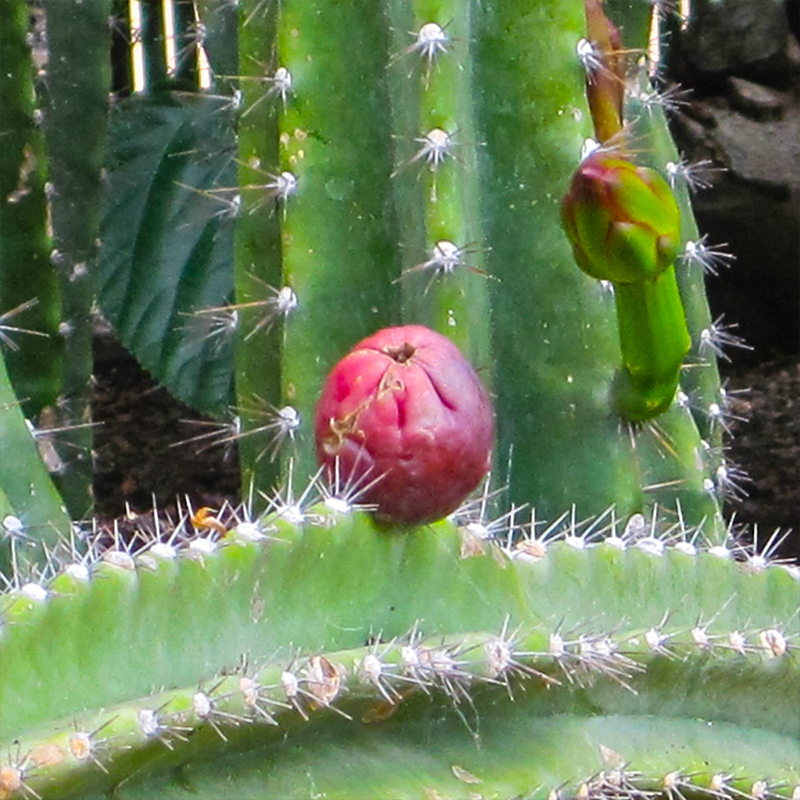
[680, 0, 795, 90]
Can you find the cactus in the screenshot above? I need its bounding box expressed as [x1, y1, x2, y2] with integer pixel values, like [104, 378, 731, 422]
[38, 0, 111, 516]
[0, 1, 797, 799]
[0, 0, 61, 419]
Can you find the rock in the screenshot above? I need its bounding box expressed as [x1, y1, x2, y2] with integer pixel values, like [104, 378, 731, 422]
[726, 76, 786, 120]
[683, 0, 793, 88]
[706, 102, 799, 191]
[690, 99, 800, 357]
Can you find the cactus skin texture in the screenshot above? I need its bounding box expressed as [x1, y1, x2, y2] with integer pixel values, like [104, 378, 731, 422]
[0, 511, 798, 798]
[314, 325, 494, 526]
[228, 0, 726, 535]
[1, 1, 798, 798]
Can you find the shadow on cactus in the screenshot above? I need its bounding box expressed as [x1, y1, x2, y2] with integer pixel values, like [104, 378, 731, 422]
[0, 1, 797, 799]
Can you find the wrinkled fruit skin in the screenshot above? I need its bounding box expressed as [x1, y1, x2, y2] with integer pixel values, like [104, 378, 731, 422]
[561, 151, 680, 284]
[315, 325, 494, 526]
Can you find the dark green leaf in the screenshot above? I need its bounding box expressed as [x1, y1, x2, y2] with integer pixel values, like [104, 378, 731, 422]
[97, 93, 238, 416]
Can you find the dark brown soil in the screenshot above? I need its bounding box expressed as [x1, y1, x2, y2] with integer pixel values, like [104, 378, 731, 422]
[721, 357, 799, 558]
[92, 335, 240, 524]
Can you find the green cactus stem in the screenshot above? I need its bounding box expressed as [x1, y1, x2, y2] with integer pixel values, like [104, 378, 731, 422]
[472, 0, 722, 529]
[0, 508, 797, 798]
[0, 1, 62, 417]
[38, 0, 111, 517]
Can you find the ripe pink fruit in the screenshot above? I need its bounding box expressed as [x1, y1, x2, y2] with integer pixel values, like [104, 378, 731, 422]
[314, 325, 494, 526]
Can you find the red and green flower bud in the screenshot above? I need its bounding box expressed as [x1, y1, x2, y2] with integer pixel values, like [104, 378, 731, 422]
[561, 152, 681, 284]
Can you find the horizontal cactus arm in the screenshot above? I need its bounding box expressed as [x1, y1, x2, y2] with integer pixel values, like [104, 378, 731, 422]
[1, 511, 797, 797]
[7, 683, 800, 799]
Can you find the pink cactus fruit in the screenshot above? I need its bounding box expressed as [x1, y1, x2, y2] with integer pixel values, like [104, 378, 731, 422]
[314, 325, 494, 526]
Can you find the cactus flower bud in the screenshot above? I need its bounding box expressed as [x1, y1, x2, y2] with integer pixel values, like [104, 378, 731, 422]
[561, 152, 680, 284]
[315, 325, 493, 527]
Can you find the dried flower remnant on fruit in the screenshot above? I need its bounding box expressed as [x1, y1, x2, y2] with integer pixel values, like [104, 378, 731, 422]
[315, 325, 493, 526]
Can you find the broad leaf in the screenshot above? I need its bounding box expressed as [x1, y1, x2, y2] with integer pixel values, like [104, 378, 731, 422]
[97, 93, 237, 416]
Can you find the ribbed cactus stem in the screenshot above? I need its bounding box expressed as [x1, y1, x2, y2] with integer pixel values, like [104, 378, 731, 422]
[388, 1, 492, 368]
[40, 0, 111, 517]
[0, 1, 61, 418]
[277, 3, 400, 484]
[1, 512, 797, 797]
[470, 0, 721, 534]
[234, 2, 402, 493]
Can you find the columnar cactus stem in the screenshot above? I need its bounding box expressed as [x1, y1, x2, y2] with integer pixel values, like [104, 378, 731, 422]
[277, 3, 401, 483]
[234, 2, 402, 493]
[387, 1, 492, 367]
[0, 1, 61, 417]
[39, 0, 111, 517]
